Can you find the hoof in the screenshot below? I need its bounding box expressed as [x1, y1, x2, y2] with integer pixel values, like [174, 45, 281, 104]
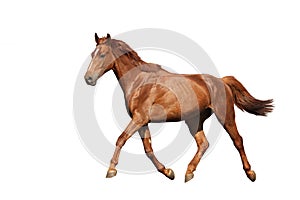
[106, 168, 117, 178]
[185, 173, 194, 183]
[246, 170, 256, 182]
[164, 168, 175, 180]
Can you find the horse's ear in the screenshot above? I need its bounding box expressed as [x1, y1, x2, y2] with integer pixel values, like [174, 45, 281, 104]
[95, 33, 99, 45]
[106, 33, 111, 44]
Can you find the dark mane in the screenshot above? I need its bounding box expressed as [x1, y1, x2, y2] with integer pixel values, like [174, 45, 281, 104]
[111, 39, 162, 72]
[111, 39, 143, 64]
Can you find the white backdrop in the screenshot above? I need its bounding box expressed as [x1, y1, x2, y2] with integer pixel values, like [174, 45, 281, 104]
[0, 0, 299, 199]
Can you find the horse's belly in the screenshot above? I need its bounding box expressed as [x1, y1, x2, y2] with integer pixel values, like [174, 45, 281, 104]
[149, 103, 182, 122]
[149, 102, 202, 122]
[149, 84, 204, 122]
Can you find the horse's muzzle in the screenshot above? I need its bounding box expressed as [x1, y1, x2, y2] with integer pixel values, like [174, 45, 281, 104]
[85, 76, 96, 86]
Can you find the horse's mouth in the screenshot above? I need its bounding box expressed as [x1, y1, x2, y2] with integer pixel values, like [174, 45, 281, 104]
[87, 81, 96, 86]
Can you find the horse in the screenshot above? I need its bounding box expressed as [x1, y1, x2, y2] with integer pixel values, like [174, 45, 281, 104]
[84, 33, 273, 182]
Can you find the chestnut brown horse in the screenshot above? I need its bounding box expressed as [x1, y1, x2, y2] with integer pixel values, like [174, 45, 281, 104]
[84, 33, 273, 182]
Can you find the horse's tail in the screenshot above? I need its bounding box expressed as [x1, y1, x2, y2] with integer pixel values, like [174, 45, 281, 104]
[222, 76, 273, 116]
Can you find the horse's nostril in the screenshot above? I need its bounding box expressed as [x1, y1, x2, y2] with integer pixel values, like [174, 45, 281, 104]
[86, 77, 93, 84]
[85, 76, 96, 85]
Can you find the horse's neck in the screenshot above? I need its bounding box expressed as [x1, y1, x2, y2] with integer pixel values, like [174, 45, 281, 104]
[112, 58, 144, 97]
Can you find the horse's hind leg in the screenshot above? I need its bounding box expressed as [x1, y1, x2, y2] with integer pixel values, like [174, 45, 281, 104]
[223, 120, 256, 181]
[213, 98, 256, 182]
[138, 125, 174, 180]
[184, 109, 211, 182]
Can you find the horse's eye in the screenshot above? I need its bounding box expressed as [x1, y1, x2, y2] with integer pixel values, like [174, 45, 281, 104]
[100, 54, 105, 58]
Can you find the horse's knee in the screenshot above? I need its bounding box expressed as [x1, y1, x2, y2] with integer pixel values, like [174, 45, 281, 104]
[144, 143, 154, 158]
[195, 131, 209, 151]
[116, 133, 127, 147]
[146, 151, 154, 159]
[201, 140, 209, 150]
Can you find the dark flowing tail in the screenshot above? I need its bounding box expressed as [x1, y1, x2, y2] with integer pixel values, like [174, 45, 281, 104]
[222, 76, 273, 116]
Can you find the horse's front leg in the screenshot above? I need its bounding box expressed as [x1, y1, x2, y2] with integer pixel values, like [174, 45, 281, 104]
[138, 125, 175, 180]
[106, 112, 148, 178]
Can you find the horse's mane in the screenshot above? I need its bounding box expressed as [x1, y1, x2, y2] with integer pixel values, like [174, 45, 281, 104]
[111, 39, 143, 64]
[111, 39, 161, 72]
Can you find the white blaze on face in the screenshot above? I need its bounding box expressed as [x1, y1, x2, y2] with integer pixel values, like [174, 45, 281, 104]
[94, 48, 100, 57]
[88, 47, 100, 70]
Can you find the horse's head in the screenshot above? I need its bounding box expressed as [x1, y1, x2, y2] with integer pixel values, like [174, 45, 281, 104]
[84, 33, 115, 86]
